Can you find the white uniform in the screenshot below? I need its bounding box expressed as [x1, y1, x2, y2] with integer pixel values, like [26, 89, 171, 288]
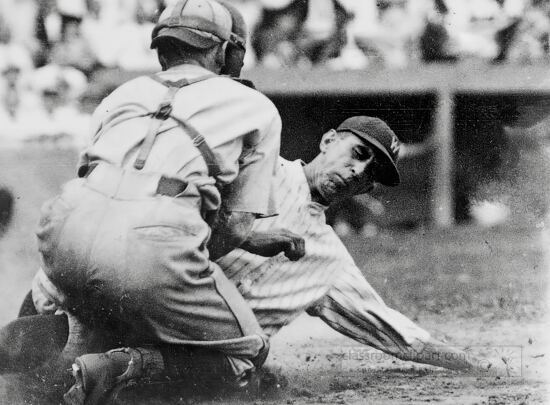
[217, 158, 431, 357]
[34, 65, 281, 377]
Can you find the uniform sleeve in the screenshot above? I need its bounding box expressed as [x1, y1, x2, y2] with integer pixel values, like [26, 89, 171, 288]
[222, 111, 281, 217]
[306, 264, 431, 358]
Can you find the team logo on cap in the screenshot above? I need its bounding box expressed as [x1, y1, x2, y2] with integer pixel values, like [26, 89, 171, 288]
[390, 135, 400, 159]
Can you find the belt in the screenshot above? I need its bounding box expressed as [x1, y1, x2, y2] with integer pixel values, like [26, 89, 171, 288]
[81, 164, 188, 197]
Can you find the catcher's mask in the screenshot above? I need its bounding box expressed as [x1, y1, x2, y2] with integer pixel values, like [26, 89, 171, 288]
[150, 0, 247, 77]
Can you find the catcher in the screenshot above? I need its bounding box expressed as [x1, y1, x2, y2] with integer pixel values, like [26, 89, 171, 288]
[0, 0, 310, 403]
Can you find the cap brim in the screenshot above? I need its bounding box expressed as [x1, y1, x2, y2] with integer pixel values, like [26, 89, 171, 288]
[341, 129, 401, 186]
[2, 67, 21, 74]
[374, 156, 400, 186]
[151, 27, 221, 49]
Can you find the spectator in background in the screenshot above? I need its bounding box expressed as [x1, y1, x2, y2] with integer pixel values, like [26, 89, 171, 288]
[494, 0, 550, 63]
[0, 39, 42, 144]
[352, 0, 428, 69]
[81, 0, 159, 71]
[0, 0, 40, 65]
[298, 0, 353, 66]
[0, 186, 13, 236]
[0, 63, 36, 122]
[112, 0, 160, 71]
[78, 0, 123, 68]
[444, 0, 524, 61]
[28, 65, 90, 148]
[0, 5, 36, 72]
[0, 63, 90, 148]
[48, 0, 99, 76]
[419, 0, 459, 62]
[253, 0, 358, 69]
[252, 0, 309, 68]
[35, 0, 54, 67]
[321, 0, 369, 70]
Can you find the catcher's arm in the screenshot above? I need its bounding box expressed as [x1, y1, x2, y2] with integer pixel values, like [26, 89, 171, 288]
[208, 207, 305, 261]
[208, 209, 256, 261]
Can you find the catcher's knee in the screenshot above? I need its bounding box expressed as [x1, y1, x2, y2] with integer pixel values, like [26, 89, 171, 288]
[230, 336, 270, 388]
[252, 337, 270, 369]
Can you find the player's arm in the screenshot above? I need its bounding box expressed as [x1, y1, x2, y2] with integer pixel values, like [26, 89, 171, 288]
[209, 101, 286, 259]
[306, 264, 486, 372]
[240, 228, 305, 261]
[208, 206, 305, 261]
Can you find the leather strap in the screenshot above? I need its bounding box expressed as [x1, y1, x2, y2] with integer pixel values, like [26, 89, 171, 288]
[84, 164, 188, 197]
[133, 74, 219, 178]
[169, 114, 222, 179]
[209, 267, 265, 339]
[133, 85, 180, 170]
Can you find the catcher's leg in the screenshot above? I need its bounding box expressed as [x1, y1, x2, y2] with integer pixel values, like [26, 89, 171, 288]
[37, 313, 120, 402]
[0, 313, 116, 404]
[0, 313, 68, 373]
[63, 343, 269, 405]
[18, 290, 38, 317]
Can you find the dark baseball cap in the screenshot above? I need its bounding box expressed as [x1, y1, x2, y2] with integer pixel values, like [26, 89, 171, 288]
[336, 116, 401, 186]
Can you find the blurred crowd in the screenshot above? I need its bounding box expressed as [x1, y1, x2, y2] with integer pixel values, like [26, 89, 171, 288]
[1, 0, 550, 145]
[247, 0, 550, 69]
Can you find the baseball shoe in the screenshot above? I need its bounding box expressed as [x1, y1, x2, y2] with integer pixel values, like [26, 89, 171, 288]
[63, 347, 150, 405]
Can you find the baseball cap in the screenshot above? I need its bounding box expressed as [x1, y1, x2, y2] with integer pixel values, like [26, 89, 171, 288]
[151, 0, 233, 49]
[259, 0, 294, 10]
[56, 0, 86, 19]
[336, 116, 401, 186]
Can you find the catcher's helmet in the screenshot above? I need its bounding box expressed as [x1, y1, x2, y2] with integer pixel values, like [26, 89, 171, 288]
[151, 0, 247, 77]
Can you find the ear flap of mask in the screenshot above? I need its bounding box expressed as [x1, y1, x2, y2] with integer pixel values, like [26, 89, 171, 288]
[217, 1, 247, 77]
[231, 78, 256, 89]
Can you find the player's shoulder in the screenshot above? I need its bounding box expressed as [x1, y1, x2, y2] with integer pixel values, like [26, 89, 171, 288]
[213, 76, 276, 105]
[94, 76, 160, 114]
[278, 156, 290, 164]
[102, 75, 155, 100]
[278, 158, 304, 176]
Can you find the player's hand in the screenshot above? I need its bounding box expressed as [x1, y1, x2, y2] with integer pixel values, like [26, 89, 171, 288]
[240, 229, 305, 261]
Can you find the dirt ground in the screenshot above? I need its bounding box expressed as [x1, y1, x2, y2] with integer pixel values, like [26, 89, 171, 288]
[112, 311, 549, 405]
[256, 314, 550, 405]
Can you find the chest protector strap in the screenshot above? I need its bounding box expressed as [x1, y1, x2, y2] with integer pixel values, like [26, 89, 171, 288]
[133, 74, 221, 180]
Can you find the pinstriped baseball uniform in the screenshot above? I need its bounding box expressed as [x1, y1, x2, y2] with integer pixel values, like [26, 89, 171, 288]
[217, 158, 431, 357]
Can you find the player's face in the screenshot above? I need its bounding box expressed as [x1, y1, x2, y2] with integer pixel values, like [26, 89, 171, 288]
[317, 131, 376, 202]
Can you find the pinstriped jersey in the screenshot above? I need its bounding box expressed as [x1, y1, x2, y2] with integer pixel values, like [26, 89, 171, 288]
[217, 158, 431, 356]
